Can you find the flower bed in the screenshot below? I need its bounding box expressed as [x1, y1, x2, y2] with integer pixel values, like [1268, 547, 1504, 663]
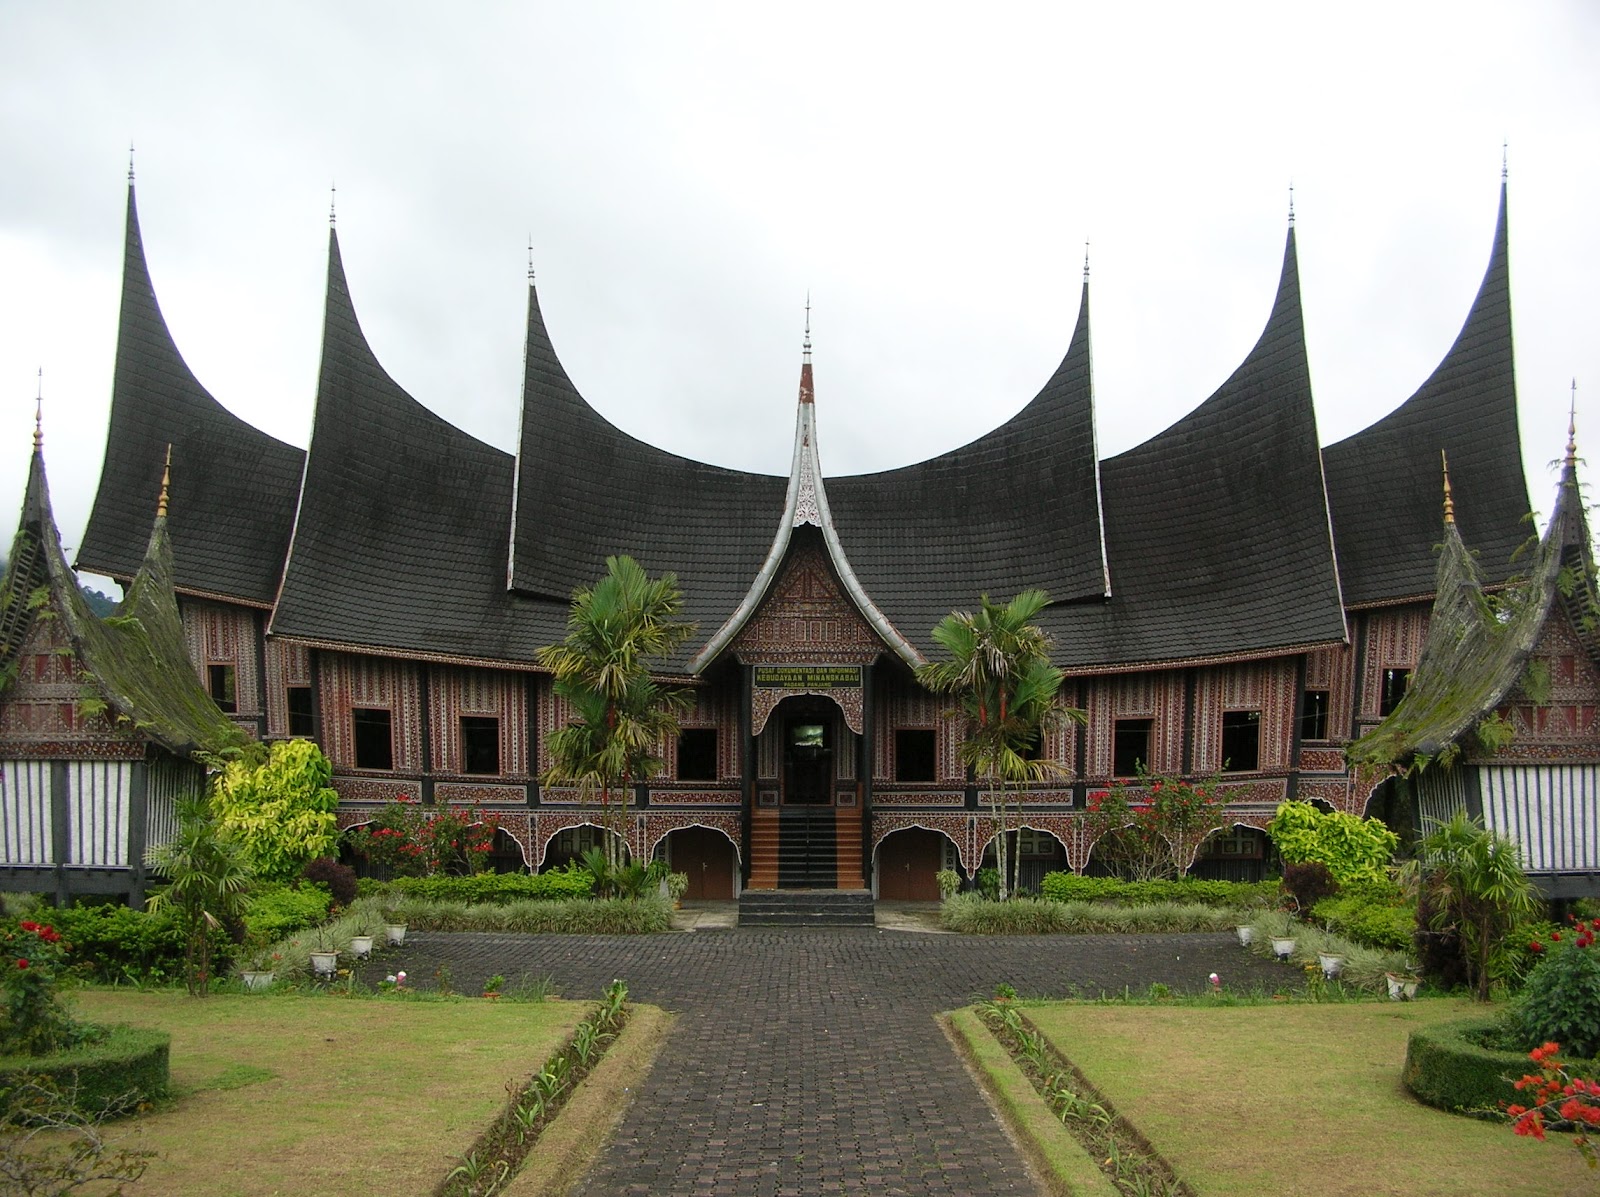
[941, 893, 1238, 935]
[1038, 874, 1279, 909]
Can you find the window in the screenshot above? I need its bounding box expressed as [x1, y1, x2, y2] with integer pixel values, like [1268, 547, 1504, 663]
[208, 664, 236, 714]
[1112, 718, 1153, 777]
[1300, 690, 1329, 741]
[1380, 668, 1411, 716]
[894, 729, 936, 782]
[677, 728, 718, 781]
[1220, 710, 1260, 772]
[461, 716, 500, 775]
[287, 686, 315, 737]
[352, 707, 393, 770]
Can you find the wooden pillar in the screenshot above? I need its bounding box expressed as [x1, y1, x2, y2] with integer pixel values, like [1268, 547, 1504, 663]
[419, 664, 434, 805]
[50, 760, 69, 908]
[252, 609, 269, 739]
[740, 662, 754, 885]
[525, 673, 540, 807]
[859, 660, 875, 889]
[127, 760, 149, 910]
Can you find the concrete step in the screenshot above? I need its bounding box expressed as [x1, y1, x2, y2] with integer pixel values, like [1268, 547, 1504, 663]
[738, 888, 875, 927]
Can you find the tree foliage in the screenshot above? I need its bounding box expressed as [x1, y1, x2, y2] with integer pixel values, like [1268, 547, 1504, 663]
[211, 739, 340, 882]
[1420, 809, 1542, 1002]
[1266, 800, 1399, 887]
[915, 589, 1083, 899]
[145, 794, 254, 996]
[1083, 768, 1229, 882]
[537, 556, 695, 868]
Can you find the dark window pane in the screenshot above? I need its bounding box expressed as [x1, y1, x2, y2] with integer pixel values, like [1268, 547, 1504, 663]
[1112, 718, 1153, 777]
[461, 716, 500, 775]
[208, 663, 236, 714]
[677, 728, 718, 781]
[1300, 690, 1329, 741]
[1221, 710, 1260, 772]
[352, 707, 393, 771]
[894, 729, 936, 782]
[1380, 668, 1411, 716]
[287, 686, 315, 737]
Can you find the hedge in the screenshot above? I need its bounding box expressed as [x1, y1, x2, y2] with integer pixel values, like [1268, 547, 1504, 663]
[370, 870, 594, 905]
[941, 893, 1238, 935]
[52, 903, 188, 985]
[1400, 1018, 1576, 1115]
[0, 1024, 170, 1115]
[1311, 893, 1415, 951]
[1038, 873, 1279, 909]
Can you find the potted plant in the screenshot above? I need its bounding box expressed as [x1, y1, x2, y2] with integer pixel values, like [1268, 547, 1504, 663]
[936, 869, 962, 901]
[382, 910, 407, 947]
[1385, 970, 1421, 1001]
[1270, 936, 1297, 961]
[1236, 924, 1254, 947]
[1318, 952, 1345, 979]
[309, 928, 339, 979]
[482, 974, 505, 1000]
[349, 930, 375, 960]
[665, 872, 689, 909]
[240, 935, 280, 991]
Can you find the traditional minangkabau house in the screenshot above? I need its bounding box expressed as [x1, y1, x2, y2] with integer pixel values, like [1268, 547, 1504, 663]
[42, 166, 1598, 904]
[0, 418, 245, 906]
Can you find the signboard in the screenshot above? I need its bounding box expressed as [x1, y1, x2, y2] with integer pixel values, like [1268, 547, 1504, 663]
[752, 664, 862, 690]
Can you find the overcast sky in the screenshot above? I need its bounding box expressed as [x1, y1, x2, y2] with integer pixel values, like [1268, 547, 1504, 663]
[2, 3, 1597, 592]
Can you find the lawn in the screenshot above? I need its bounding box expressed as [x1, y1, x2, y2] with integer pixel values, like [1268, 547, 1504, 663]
[62, 989, 586, 1196]
[1026, 998, 1595, 1197]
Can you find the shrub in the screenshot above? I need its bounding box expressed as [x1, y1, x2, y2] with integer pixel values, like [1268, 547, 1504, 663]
[347, 799, 503, 877]
[1083, 769, 1227, 881]
[145, 795, 254, 997]
[1419, 810, 1542, 1001]
[0, 1024, 170, 1115]
[1267, 801, 1398, 886]
[0, 918, 84, 1056]
[1281, 861, 1338, 912]
[1311, 893, 1415, 951]
[243, 883, 332, 941]
[940, 892, 1238, 935]
[1403, 1017, 1541, 1114]
[374, 869, 593, 905]
[1039, 873, 1279, 909]
[974, 868, 1000, 901]
[1516, 919, 1600, 1059]
[211, 739, 340, 881]
[301, 857, 358, 907]
[1240, 912, 1410, 992]
[51, 904, 188, 986]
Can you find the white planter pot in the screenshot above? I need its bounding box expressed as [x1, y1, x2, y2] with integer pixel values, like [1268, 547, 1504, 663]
[1318, 953, 1345, 979]
[349, 935, 374, 960]
[1385, 973, 1419, 1001]
[309, 950, 339, 978]
[1270, 937, 1297, 961]
[385, 924, 407, 947]
[241, 970, 274, 991]
[1235, 925, 1254, 947]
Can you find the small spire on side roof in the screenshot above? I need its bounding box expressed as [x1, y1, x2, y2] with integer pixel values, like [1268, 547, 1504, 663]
[1288, 181, 1296, 227]
[1568, 379, 1578, 467]
[157, 443, 172, 519]
[1083, 240, 1090, 282]
[329, 182, 337, 227]
[33, 369, 42, 451]
[128, 142, 135, 185]
[527, 237, 535, 284]
[799, 295, 813, 404]
[1442, 449, 1455, 525]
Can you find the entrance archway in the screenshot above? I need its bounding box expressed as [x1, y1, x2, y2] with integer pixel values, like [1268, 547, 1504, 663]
[664, 826, 738, 900]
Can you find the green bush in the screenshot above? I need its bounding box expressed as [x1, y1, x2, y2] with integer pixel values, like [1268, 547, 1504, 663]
[52, 904, 188, 985]
[383, 895, 669, 935]
[0, 1024, 170, 1114]
[1312, 893, 1416, 951]
[1267, 801, 1398, 886]
[374, 869, 594, 905]
[1402, 1017, 1553, 1114]
[1039, 873, 1279, 909]
[1515, 928, 1600, 1059]
[940, 893, 1238, 935]
[242, 883, 332, 942]
[212, 739, 339, 881]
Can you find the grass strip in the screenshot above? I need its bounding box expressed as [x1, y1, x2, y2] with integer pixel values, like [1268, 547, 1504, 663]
[502, 1004, 674, 1196]
[976, 998, 1193, 1197]
[946, 1008, 1118, 1197]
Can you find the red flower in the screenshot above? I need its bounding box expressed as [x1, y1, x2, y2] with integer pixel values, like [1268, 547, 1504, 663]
[1552, 931, 1562, 941]
[1530, 941, 1545, 953]
[15, 959, 27, 969]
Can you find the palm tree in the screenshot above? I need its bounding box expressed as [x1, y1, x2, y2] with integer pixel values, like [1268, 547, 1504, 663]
[538, 556, 695, 870]
[915, 590, 1083, 899]
[1420, 809, 1541, 1001]
[145, 793, 254, 996]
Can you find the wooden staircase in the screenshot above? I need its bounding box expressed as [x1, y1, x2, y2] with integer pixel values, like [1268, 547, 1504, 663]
[746, 804, 865, 891]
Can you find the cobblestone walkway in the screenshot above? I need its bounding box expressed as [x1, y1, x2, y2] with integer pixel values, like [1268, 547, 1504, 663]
[361, 929, 1293, 1195]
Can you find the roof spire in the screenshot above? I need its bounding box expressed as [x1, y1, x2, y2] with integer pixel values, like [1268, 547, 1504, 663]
[1502, 140, 1509, 182]
[157, 444, 171, 519]
[527, 237, 535, 284]
[1568, 378, 1579, 466]
[1083, 239, 1090, 281]
[1441, 449, 1455, 525]
[33, 369, 42, 451]
[127, 142, 135, 185]
[1288, 181, 1295, 227]
[803, 292, 812, 365]
[329, 182, 337, 227]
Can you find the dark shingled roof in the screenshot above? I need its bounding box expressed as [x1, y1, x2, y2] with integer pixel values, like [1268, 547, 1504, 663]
[1348, 454, 1587, 767]
[4, 445, 244, 758]
[509, 282, 787, 660]
[1041, 226, 1348, 669]
[828, 277, 1108, 654]
[1323, 183, 1531, 607]
[268, 232, 566, 662]
[76, 183, 305, 607]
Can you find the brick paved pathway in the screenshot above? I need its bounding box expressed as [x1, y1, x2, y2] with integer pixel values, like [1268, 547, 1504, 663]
[362, 929, 1293, 1195]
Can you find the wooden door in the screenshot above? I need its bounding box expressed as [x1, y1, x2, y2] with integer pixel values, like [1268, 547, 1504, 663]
[672, 827, 735, 900]
[877, 828, 944, 900]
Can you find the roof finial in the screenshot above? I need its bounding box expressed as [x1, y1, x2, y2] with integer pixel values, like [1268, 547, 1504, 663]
[1502, 140, 1509, 182]
[1441, 449, 1455, 525]
[803, 292, 812, 365]
[127, 142, 135, 185]
[329, 182, 337, 227]
[157, 444, 171, 519]
[1287, 181, 1295, 227]
[527, 237, 535, 284]
[1568, 378, 1578, 466]
[33, 369, 42, 451]
[1083, 239, 1090, 282]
